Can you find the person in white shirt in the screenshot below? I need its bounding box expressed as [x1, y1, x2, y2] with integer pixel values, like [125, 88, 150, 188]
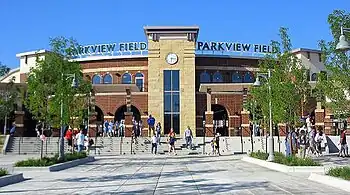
[314, 128, 325, 157]
[151, 133, 157, 154]
[184, 126, 193, 149]
[76, 130, 85, 153]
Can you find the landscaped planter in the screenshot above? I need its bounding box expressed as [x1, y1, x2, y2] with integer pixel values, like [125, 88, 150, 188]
[308, 173, 350, 193]
[242, 156, 325, 173]
[0, 173, 24, 187]
[14, 156, 95, 172]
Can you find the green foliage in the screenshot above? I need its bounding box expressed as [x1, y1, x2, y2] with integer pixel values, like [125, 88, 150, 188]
[0, 81, 20, 121]
[0, 168, 8, 177]
[250, 152, 320, 166]
[317, 10, 350, 118]
[249, 27, 310, 129]
[24, 37, 92, 129]
[15, 152, 87, 167]
[327, 166, 350, 180]
[0, 62, 10, 77]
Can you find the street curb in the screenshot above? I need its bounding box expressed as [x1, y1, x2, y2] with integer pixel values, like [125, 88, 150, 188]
[0, 173, 24, 187]
[241, 156, 325, 173]
[308, 173, 350, 192]
[14, 156, 95, 172]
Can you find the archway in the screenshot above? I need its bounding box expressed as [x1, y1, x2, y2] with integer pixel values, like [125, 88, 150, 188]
[203, 104, 229, 136]
[114, 105, 141, 122]
[95, 106, 104, 124]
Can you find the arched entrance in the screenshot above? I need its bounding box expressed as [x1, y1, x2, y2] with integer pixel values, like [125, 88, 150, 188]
[95, 106, 104, 124]
[114, 105, 141, 122]
[203, 104, 229, 136]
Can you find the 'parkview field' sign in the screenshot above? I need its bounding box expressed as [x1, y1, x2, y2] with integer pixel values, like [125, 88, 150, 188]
[72, 41, 272, 57]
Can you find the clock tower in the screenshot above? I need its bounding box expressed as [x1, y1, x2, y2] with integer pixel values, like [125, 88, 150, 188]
[144, 26, 199, 136]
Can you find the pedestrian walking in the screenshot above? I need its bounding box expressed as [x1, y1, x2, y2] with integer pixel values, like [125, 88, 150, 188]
[314, 128, 325, 157]
[339, 129, 349, 157]
[156, 122, 161, 145]
[184, 126, 193, 149]
[215, 133, 221, 156]
[151, 133, 157, 155]
[76, 130, 85, 153]
[168, 128, 176, 155]
[147, 115, 155, 136]
[298, 129, 307, 158]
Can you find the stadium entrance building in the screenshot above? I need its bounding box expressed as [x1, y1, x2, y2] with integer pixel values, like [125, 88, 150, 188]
[2, 26, 331, 137]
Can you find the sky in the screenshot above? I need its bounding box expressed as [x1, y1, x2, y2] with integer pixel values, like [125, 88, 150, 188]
[0, 0, 349, 68]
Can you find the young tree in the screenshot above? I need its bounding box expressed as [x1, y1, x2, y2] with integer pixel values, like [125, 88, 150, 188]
[317, 10, 350, 119]
[0, 62, 18, 135]
[24, 36, 92, 159]
[249, 27, 310, 132]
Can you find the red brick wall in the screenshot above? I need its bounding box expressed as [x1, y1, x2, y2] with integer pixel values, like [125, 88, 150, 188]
[80, 58, 148, 69]
[95, 94, 148, 117]
[196, 93, 243, 116]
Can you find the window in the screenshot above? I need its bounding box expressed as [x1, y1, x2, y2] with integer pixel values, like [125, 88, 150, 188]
[164, 70, 180, 134]
[122, 73, 132, 84]
[103, 74, 112, 84]
[200, 72, 211, 83]
[135, 72, 144, 91]
[232, 71, 242, 83]
[212, 72, 223, 83]
[311, 73, 317, 81]
[92, 75, 101, 84]
[307, 52, 311, 60]
[243, 72, 254, 83]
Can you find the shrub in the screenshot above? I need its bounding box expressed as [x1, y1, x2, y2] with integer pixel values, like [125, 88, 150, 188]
[250, 151, 320, 166]
[15, 152, 87, 167]
[0, 168, 8, 177]
[327, 167, 350, 181]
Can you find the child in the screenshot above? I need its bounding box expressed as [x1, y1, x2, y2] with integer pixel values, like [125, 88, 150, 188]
[151, 133, 157, 155]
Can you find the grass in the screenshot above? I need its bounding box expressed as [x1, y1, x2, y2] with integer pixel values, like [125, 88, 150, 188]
[15, 152, 87, 167]
[327, 166, 350, 181]
[250, 151, 321, 166]
[0, 168, 8, 177]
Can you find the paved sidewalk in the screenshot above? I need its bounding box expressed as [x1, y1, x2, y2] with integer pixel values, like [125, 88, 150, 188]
[313, 154, 350, 168]
[0, 154, 346, 194]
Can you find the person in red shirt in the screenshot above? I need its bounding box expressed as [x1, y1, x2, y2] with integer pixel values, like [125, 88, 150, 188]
[65, 128, 73, 152]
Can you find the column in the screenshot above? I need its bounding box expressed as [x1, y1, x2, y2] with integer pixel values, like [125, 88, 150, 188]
[124, 112, 133, 137]
[278, 123, 287, 136]
[124, 88, 133, 137]
[205, 111, 214, 137]
[89, 112, 97, 137]
[141, 115, 148, 136]
[14, 111, 25, 137]
[240, 110, 250, 136]
[315, 102, 325, 131]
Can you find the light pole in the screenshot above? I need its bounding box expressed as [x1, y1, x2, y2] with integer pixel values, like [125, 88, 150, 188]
[58, 73, 78, 161]
[253, 69, 274, 161]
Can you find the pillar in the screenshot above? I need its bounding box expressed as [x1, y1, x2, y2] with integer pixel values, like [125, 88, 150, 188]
[124, 112, 133, 137]
[278, 123, 287, 136]
[14, 111, 25, 137]
[241, 110, 250, 136]
[141, 115, 149, 137]
[324, 115, 332, 135]
[205, 111, 214, 137]
[88, 112, 97, 137]
[315, 102, 325, 131]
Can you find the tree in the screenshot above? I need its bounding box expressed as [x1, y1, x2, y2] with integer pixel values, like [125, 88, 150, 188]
[0, 62, 18, 135]
[317, 10, 350, 119]
[24, 36, 92, 158]
[249, 27, 310, 132]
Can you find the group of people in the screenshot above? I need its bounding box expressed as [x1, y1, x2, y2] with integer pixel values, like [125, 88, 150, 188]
[64, 128, 94, 154]
[285, 115, 349, 158]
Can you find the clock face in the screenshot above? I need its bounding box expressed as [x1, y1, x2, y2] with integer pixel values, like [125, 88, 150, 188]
[166, 53, 178, 65]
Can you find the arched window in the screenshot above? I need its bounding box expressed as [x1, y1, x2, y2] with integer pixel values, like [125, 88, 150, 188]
[243, 72, 254, 83]
[122, 73, 132, 84]
[135, 72, 144, 91]
[232, 71, 242, 83]
[103, 74, 112, 84]
[212, 72, 223, 83]
[92, 75, 101, 84]
[311, 73, 317, 81]
[200, 72, 211, 83]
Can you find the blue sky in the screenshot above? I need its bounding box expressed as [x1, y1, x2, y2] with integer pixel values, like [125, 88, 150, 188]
[0, 0, 349, 68]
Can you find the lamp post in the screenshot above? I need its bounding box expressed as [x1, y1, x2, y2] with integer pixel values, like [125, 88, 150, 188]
[58, 73, 78, 161]
[253, 69, 274, 161]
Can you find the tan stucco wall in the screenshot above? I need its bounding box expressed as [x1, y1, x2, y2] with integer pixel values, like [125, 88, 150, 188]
[148, 38, 196, 136]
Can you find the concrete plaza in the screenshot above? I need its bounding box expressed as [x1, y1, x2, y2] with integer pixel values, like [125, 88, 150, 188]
[0, 155, 347, 195]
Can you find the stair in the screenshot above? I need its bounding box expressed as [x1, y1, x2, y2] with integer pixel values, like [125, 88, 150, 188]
[5, 137, 69, 155]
